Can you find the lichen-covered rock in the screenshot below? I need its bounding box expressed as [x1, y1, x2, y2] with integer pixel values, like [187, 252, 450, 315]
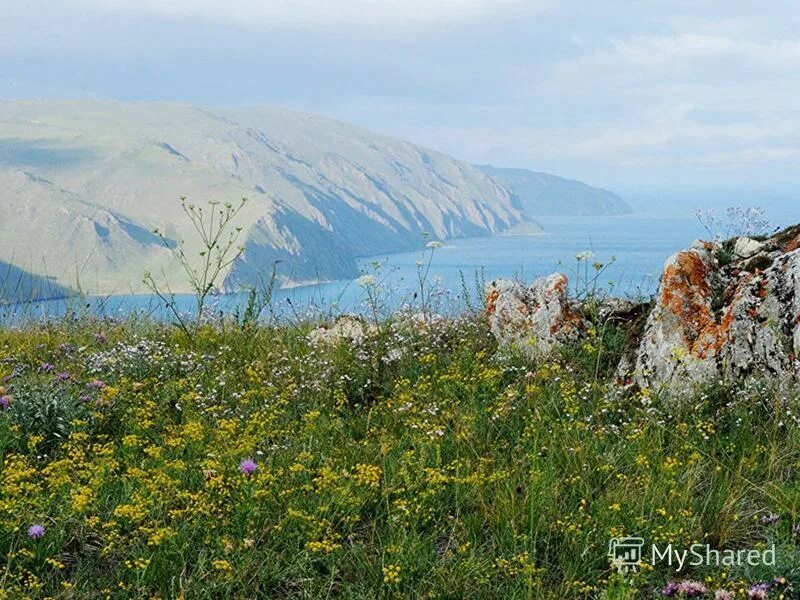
[628, 244, 720, 390]
[627, 227, 800, 395]
[308, 315, 370, 345]
[485, 273, 587, 357]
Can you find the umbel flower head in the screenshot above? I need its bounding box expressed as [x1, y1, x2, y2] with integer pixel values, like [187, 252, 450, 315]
[239, 458, 257, 476]
[27, 524, 45, 539]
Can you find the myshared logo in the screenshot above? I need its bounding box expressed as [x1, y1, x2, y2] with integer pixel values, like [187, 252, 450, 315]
[608, 537, 776, 573]
[608, 537, 645, 573]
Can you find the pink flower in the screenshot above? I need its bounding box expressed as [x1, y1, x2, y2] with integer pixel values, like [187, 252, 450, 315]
[747, 583, 770, 599]
[677, 581, 707, 597]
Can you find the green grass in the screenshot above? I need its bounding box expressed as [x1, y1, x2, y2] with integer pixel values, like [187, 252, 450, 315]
[0, 314, 798, 598]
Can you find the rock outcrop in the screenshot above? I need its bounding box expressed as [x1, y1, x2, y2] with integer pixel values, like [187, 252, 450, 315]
[486, 225, 800, 395]
[630, 228, 800, 394]
[485, 273, 587, 358]
[309, 315, 370, 346]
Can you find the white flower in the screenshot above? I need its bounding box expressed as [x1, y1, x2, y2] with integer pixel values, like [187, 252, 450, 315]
[575, 251, 595, 261]
[425, 241, 443, 249]
[356, 274, 377, 286]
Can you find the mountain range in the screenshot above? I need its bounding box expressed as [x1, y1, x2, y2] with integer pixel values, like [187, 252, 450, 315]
[477, 165, 631, 217]
[0, 100, 630, 301]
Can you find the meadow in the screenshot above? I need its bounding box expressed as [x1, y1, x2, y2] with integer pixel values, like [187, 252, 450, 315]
[1, 306, 798, 599]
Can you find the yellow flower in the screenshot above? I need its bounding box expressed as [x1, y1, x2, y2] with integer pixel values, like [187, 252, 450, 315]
[147, 527, 175, 547]
[382, 564, 402, 584]
[113, 503, 147, 522]
[305, 538, 342, 554]
[353, 464, 382, 489]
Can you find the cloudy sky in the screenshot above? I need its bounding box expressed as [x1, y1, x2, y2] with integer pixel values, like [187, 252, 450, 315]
[3, 0, 800, 193]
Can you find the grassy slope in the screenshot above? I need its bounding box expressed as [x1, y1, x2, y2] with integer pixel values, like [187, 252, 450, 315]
[0, 314, 798, 598]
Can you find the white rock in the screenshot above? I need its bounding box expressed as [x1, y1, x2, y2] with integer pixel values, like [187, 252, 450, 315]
[733, 237, 764, 258]
[308, 315, 369, 345]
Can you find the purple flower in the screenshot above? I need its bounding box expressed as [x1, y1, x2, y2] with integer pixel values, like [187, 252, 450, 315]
[27, 524, 45, 539]
[748, 583, 770, 600]
[56, 371, 71, 383]
[715, 590, 733, 600]
[39, 362, 55, 373]
[239, 458, 257, 476]
[678, 581, 707, 597]
[761, 512, 780, 526]
[89, 379, 107, 389]
[0, 395, 11, 409]
[661, 581, 680, 597]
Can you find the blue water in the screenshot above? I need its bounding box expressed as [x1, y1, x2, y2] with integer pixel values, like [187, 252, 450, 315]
[4, 203, 798, 323]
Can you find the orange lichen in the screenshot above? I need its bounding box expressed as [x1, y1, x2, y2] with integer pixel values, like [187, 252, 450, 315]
[486, 288, 500, 316]
[551, 274, 568, 295]
[658, 250, 752, 359]
[659, 251, 713, 341]
[784, 233, 800, 253]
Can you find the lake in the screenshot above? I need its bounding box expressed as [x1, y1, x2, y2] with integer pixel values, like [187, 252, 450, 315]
[4, 200, 798, 323]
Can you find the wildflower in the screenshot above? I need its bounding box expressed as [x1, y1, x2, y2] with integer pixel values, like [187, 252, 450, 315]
[661, 581, 680, 597]
[677, 581, 707, 597]
[306, 537, 342, 554]
[714, 591, 733, 600]
[747, 583, 770, 599]
[425, 241, 443, 249]
[239, 458, 257, 476]
[0, 395, 11, 409]
[89, 379, 107, 389]
[356, 274, 377, 287]
[382, 564, 401, 584]
[212, 559, 233, 576]
[40, 362, 55, 373]
[760, 512, 779, 526]
[575, 251, 594, 261]
[56, 371, 71, 382]
[27, 524, 45, 539]
[353, 463, 382, 488]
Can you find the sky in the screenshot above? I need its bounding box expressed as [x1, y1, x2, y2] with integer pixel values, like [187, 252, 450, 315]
[3, 0, 800, 194]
